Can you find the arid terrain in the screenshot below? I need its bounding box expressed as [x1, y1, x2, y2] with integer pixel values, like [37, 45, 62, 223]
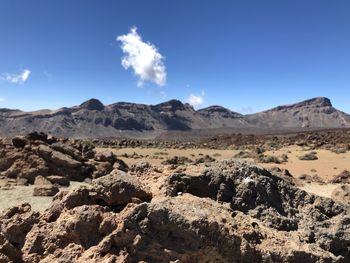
[2, 0, 350, 261]
[0, 130, 349, 262]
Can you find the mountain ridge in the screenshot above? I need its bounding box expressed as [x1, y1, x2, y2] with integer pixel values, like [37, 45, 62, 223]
[0, 96, 349, 138]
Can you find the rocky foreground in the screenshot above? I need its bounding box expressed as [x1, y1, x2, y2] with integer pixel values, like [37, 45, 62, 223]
[0, 133, 349, 262]
[0, 132, 127, 194]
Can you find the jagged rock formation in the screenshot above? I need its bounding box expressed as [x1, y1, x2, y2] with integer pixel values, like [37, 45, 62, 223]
[1, 97, 349, 138]
[0, 159, 349, 262]
[0, 132, 128, 185]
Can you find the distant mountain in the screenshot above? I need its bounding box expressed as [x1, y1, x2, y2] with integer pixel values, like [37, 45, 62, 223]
[197, 106, 249, 128]
[245, 97, 350, 129]
[0, 97, 349, 138]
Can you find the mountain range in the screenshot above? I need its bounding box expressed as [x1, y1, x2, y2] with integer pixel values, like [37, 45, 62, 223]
[0, 97, 349, 138]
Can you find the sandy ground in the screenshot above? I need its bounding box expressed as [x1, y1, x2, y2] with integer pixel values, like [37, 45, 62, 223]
[98, 146, 350, 198]
[0, 181, 86, 212]
[98, 147, 240, 166]
[299, 183, 341, 198]
[259, 145, 350, 181]
[99, 146, 350, 181]
[2, 146, 347, 212]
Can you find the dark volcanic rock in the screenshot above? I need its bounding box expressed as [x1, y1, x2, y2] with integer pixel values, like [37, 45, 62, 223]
[198, 105, 243, 118]
[151, 99, 189, 112]
[11, 136, 28, 148]
[25, 132, 48, 143]
[164, 159, 350, 260]
[80, 98, 104, 111]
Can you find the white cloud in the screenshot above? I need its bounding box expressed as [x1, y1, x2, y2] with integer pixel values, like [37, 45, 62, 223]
[117, 27, 166, 87]
[0, 97, 5, 102]
[185, 86, 205, 107]
[1, 69, 31, 84]
[186, 93, 204, 107]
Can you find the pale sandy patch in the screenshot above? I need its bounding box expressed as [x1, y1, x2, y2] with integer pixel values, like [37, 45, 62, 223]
[259, 145, 350, 181]
[0, 181, 87, 212]
[298, 183, 341, 198]
[97, 147, 239, 166]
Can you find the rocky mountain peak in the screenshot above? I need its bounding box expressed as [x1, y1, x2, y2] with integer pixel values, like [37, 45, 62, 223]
[298, 97, 332, 108]
[152, 99, 187, 112]
[80, 98, 104, 111]
[0, 96, 349, 137]
[269, 97, 333, 112]
[198, 105, 243, 118]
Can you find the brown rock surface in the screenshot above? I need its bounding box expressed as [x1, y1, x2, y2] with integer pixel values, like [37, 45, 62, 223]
[0, 159, 348, 262]
[33, 184, 59, 197]
[33, 176, 51, 186]
[332, 185, 350, 206]
[331, 170, 350, 184]
[0, 134, 126, 185]
[46, 175, 70, 186]
[92, 173, 152, 206]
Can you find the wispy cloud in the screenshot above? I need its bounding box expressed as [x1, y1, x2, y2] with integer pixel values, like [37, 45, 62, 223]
[1, 69, 31, 84]
[117, 27, 166, 87]
[186, 90, 205, 107]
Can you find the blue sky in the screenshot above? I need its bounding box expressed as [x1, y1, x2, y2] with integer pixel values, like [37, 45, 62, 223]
[0, 0, 350, 113]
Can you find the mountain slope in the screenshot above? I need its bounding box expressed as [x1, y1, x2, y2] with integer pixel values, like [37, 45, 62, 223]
[0, 97, 349, 138]
[245, 97, 350, 129]
[197, 105, 250, 128]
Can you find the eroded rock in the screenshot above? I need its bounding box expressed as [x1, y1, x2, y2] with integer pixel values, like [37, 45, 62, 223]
[331, 185, 350, 206]
[0, 133, 126, 185]
[93, 173, 152, 206]
[0, 158, 349, 262]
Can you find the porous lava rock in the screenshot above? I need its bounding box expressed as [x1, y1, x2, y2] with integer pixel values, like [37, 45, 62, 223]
[0, 159, 348, 262]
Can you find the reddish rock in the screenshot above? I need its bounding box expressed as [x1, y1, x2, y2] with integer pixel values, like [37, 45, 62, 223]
[33, 185, 59, 196]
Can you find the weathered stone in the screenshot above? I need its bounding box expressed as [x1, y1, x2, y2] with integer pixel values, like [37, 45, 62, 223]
[50, 142, 83, 162]
[331, 185, 350, 206]
[34, 175, 51, 186]
[11, 136, 28, 148]
[130, 161, 151, 174]
[46, 175, 70, 186]
[33, 185, 59, 196]
[25, 132, 48, 142]
[92, 161, 113, 179]
[0, 204, 39, 262]
[50, 150, 81, 168]
[112, 158, 128, 172]
[94, 151, 116, 164]
[0, 154, 349, 262]
[16, 177, 28, 186]
[93, 173, 152, 206]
